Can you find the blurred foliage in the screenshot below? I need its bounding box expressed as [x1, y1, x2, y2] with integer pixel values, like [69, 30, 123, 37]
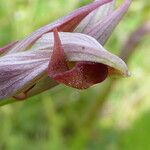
[0, 0, 150, 150]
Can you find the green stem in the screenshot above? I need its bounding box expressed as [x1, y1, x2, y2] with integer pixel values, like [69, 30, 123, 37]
[0, 99, 16, 107]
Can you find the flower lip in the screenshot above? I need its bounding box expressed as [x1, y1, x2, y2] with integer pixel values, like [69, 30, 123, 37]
[48, 29, 109, 89]
[50, 61, 108, 89]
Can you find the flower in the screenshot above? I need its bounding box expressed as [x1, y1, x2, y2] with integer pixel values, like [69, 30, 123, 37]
[0, 0, 131, 101]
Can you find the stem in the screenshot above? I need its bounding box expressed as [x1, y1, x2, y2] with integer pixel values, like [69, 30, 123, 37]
[0, 99, 16, 107]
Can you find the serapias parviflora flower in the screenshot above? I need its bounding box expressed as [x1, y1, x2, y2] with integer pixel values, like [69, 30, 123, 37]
[0, 0, 131, 101]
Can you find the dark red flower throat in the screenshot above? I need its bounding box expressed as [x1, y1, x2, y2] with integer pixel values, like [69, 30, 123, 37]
[48, 29, 108, 89]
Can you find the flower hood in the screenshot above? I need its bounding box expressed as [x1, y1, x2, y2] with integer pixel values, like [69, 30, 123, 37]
[0, 0, 131, 101]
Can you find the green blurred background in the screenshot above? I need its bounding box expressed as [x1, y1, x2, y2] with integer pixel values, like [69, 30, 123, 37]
[0, 0, 150, 149]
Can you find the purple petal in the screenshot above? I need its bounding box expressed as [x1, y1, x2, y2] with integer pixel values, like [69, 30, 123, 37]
[74, 0, 116, 33]
[8, 0, 112, 54]
[0, 50, 49, 100]
[84, 0, 132, 45]
[0, 41, 18, 55]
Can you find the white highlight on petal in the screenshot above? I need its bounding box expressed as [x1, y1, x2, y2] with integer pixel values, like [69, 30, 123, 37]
[74, 0, 116, 33]
[85, 0, 132, 45]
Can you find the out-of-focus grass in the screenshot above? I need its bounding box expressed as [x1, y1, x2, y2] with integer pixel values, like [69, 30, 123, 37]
[0, 0, 150, 150]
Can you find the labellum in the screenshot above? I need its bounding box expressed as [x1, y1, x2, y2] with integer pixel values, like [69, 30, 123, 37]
[0, 0, 131, 102]
[48, 29, 108, 89]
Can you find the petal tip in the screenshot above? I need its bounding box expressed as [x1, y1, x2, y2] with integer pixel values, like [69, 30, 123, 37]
[126, 70, 131, 77]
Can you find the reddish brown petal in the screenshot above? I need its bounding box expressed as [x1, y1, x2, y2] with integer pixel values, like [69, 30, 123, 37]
[48, 29, 69, 74]
[52, 62, 108, 89]
[48, 29, 108, 89]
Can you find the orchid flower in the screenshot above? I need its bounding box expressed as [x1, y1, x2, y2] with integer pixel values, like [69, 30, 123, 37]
[0, 0, 131, 102]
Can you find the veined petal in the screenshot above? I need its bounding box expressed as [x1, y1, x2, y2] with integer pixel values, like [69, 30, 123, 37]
[0, 41, 18, 56]
[0, 50, 50, 100]
[84, 0, 132, 45]
[74, 0, 116, 33]
[8, 0, 112, 54]
[33, 32, 129, 77]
